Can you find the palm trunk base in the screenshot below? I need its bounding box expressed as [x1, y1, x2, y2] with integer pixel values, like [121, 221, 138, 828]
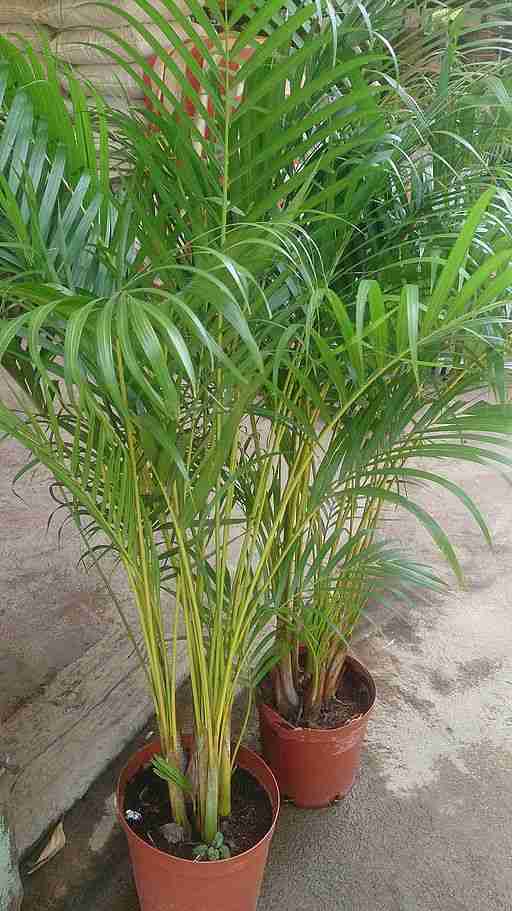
[323, 649, 347, 702]
[218, 734, 231, 818]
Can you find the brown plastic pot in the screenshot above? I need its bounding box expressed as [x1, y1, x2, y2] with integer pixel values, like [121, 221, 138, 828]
[258, 654, 376, 809]
[117, 737, 280, 911]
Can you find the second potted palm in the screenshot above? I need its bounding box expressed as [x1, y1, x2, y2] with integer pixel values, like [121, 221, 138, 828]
[254, 193, 512, 807]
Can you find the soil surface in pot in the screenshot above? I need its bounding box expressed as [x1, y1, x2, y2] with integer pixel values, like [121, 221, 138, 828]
[311, 664, 370, 728]
[266, 661, 372, 729]
[124, 762, 273, 860]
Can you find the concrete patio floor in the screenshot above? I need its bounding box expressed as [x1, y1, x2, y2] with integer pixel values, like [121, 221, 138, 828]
[17, 457, 512, 910]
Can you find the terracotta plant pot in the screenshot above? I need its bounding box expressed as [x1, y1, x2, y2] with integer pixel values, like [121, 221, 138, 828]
[258, 655, 376, 809]
[117, 737, 280, 911]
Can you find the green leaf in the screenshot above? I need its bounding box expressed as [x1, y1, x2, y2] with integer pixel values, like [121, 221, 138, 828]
[367, 467, 493, 548]
[405, 284, 420, 388]
[193, 844, 208, 858]
[424, 188, 496, 334]
[183, 377, 260, 525]
[326, 289, 363, 384]
[349, 485, 464, 585]
[152, 755, 193, 793]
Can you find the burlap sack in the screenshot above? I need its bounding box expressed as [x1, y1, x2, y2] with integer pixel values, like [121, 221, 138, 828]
[96, 92, 141, 112]
[72, 62, 145, 97]
[51, 21, 188, 64]
[38, 0, 189, 30]
[0, 1, 44, 25]
[1, 25, 53, 50]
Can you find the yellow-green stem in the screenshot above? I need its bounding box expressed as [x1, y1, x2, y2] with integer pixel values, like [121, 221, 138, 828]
[218, 727, 231, 817]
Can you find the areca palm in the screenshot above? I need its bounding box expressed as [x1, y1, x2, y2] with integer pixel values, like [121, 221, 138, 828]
[0, 41, 136, 297]
[303, 40, 512, 294]
[0, 0, 511, 845]
[251, 189, 512, 722]
[0, 0, 387, 842]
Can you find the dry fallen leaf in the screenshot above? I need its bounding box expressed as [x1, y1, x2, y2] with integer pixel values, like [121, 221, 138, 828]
[27, 821, 66, 875]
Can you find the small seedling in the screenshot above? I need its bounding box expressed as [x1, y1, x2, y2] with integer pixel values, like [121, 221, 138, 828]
[192, 831, 231, 861]
[152, 755, 193, 792]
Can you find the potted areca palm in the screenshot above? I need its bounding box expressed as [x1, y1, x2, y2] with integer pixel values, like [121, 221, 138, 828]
[0, 4, 395, 907]
[252, 190, 512, 807]
[1, 1, 512, 906]
[0, 245, 283, 909]
[254, 209, 512, 806]
[0, 70, 284, 910]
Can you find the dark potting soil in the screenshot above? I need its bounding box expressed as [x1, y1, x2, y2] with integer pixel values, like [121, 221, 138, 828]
[124, 761, 273, 861]
[265, 662, 372, 729]
[311, 664, 370, 729]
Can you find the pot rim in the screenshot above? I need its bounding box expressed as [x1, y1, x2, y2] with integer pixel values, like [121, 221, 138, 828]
[117, 738, 280, 867]
[259, 653, 376, 735]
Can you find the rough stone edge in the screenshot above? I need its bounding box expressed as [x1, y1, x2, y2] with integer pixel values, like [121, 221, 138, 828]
[2, 628, 187, 857]
[0, 765, 23, 911]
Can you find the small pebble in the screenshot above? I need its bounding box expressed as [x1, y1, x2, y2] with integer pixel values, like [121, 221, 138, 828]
[160, 823, 185, 844]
